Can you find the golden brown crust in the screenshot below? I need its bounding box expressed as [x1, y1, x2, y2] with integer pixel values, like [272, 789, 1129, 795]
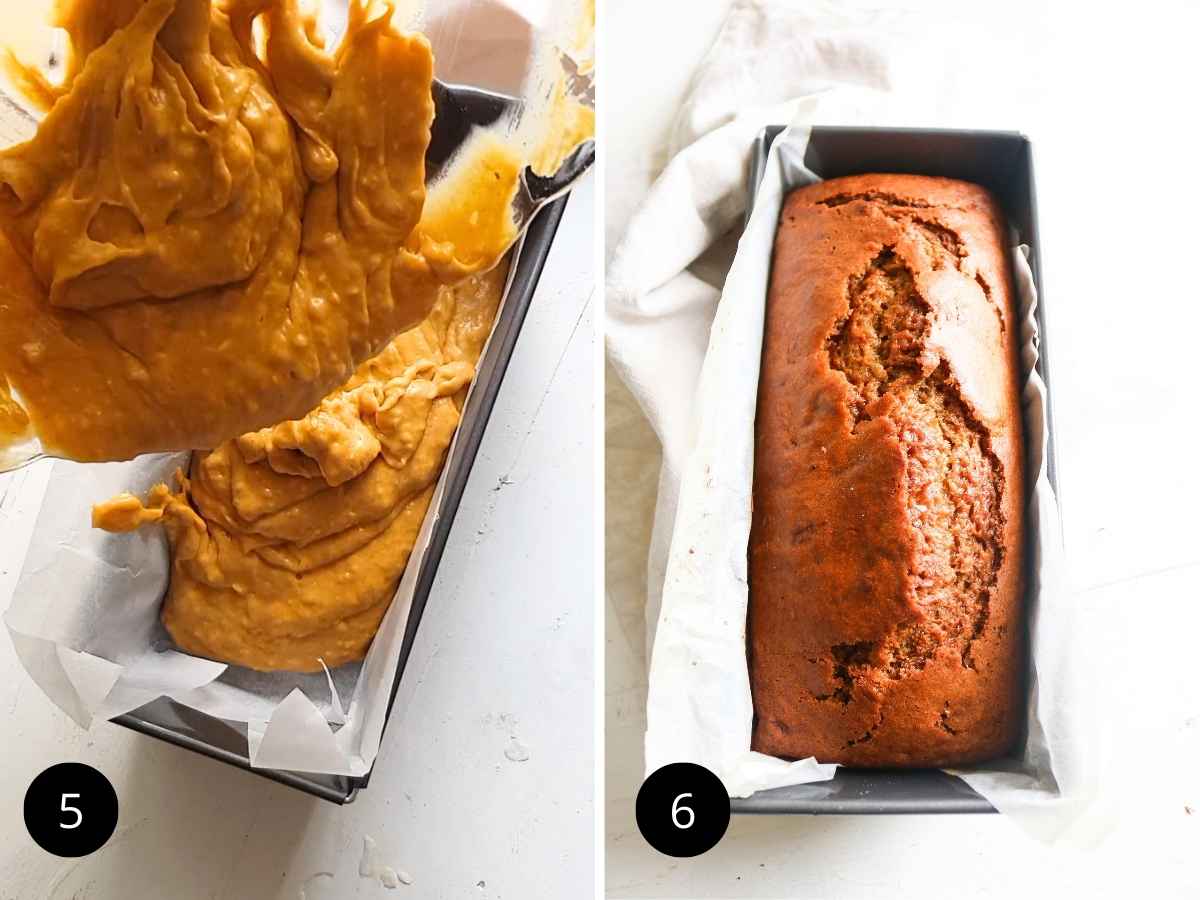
[749, 173, 1025, 766]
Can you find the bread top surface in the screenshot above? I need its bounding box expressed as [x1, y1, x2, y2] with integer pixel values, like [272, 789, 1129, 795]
[749, 173, 1025, 762]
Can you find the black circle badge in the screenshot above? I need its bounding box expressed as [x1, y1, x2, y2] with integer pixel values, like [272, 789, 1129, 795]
[23, 763, 118, 857]
[635, 762, 730, 857]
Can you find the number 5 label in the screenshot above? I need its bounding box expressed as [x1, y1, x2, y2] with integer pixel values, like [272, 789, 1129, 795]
[23, 763, 117, 857]
[60, 793, 83, 830]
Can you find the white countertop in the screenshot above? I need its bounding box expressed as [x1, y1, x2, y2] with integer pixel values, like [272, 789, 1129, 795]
[0, 176, 595, 900]
[605, 1, 1199, 897]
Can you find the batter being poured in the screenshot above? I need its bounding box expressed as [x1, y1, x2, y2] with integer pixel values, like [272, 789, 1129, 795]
[0, 0, 520, 461]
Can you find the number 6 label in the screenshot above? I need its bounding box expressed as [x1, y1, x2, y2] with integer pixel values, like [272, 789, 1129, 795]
[636, 763, 730, 857]
[671, 793, 695, 829]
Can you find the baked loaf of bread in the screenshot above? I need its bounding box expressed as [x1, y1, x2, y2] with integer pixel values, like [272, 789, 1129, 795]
[749, 173, 1025, 766]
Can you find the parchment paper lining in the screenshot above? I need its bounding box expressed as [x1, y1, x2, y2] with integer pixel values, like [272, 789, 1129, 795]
[644, 126, 1081, 823]
[3, 246, 526, 778]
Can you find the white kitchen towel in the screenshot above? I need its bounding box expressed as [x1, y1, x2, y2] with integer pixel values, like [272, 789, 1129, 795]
[606, 0, 1093, 841]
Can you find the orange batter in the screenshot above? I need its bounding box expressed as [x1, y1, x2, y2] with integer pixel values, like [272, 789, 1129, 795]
[528, 79, 595, 178]
[0, 0, 520, 462]
[16, 0, 594, 672]
[93, 265, 507, 671]
[0, 376, 32, 445]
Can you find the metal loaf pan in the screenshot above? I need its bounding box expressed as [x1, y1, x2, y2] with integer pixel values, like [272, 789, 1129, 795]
[109, 85, 575, 805]
[735, 126, 1058, 815]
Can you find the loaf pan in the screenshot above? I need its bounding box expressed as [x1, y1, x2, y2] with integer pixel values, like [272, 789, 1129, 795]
[108, 85, 577, 805]
[735, 126, 1058, 815]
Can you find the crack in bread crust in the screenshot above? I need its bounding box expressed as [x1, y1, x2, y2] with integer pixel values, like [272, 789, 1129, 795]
[812, 640, 874, 705]
[826, 249, 1005, 681]
[826, 248, 930, 424]
[817, 191, 942, 209]
[939, 701, 960, 735]
[818, 191, 1005, 331]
